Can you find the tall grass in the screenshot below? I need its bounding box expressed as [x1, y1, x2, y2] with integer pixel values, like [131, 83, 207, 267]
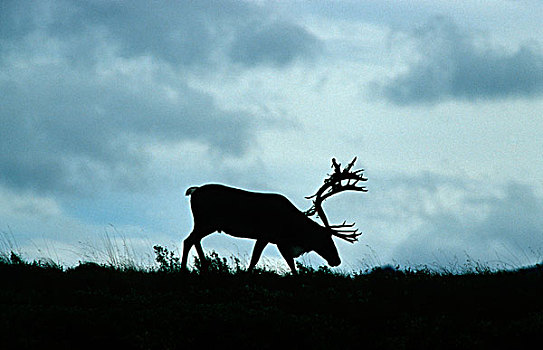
[0, 227, 20, 263]
[1, 226, 542, 274]
[77, 224, 154, 270]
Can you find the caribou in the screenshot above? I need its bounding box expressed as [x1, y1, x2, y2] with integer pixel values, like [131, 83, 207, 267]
[181, 158, 367, 273]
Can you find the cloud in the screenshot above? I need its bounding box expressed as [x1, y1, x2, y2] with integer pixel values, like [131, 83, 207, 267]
[0, 2, 246, 195]
[0, 0, 245, 66]
[0, 1, 322, 196]
[374, 17, 543, 104]
[1, 1, 321, 68]
[229, 21, 321, 67]
[0, 59, 255, 195]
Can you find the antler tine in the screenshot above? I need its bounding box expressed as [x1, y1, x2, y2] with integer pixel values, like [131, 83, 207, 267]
[329, 220, 355, 229]
[304, 157, 368, 243]
[332, 229, 362, 243]
[331, 158, 342, 173]
[318, 183, 368, 203]
[329, 220, 361, 243]
[343, 157, 357, 173]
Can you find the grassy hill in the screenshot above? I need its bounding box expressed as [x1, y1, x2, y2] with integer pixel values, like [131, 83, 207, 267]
[1, 252, 542, 349]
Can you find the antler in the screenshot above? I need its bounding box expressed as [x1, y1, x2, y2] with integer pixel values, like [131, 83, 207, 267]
[305, 157, 367, 243]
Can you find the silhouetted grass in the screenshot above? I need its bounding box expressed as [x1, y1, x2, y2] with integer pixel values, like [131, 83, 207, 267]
[1, 251, 542, 349]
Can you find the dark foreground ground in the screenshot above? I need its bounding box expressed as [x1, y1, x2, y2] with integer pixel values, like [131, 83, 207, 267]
[1, 256, 542, 350]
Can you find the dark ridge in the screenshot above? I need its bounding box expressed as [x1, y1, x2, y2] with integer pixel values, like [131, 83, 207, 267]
[1, 253, 542, 349]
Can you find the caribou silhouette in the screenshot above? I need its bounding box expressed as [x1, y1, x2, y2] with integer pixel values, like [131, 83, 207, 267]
[181, 158, 367, 273]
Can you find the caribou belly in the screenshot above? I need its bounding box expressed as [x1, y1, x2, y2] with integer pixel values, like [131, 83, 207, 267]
[288, 245, 305, 258]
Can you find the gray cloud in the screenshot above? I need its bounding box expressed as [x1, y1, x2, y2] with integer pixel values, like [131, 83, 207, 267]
[1, 0, 247, 66]
[229, 21, 321, 67]
[1, 0, 321, 68]
[56, 0, 241, 67]
[0, 1, 323, 196]
[374, 17, 543, 104]
[0, 62, 254, 195]
[3, 1, 305, 195]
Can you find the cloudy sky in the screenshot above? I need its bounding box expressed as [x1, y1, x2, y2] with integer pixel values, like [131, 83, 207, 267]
[2, 0, 542, 271]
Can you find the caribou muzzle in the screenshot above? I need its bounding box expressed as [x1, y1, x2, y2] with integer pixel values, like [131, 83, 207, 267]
[328, 257, 341, 267]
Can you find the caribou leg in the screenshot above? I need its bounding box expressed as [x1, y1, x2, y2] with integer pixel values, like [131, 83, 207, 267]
[248, 239, 268, 272]
[181, 227, 211, 270]
[278, 245, 297, 274]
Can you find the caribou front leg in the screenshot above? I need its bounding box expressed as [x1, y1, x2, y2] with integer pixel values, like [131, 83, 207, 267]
[248, 239, 268, 272]
[278, 245, 297, 274]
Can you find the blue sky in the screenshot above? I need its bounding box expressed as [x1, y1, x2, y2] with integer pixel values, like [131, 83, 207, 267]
[1, 0, 542, 270]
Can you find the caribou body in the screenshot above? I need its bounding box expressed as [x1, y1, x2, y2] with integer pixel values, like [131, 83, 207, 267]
[181, 184, 340, 272]
[181, 158, 367, 273]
